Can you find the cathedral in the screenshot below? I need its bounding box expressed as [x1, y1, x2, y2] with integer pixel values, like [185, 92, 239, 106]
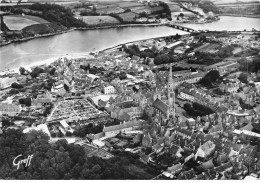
[152, 65, 176, 125]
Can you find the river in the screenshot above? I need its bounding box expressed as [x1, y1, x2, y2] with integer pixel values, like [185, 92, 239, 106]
[176, 16, 260, 31]
[0, 16, 260, 70]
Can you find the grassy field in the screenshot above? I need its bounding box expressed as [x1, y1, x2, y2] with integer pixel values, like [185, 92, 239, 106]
[116, 1, 143, 8]
[82, 16, 120, 25]
[127, 164, 154, 179]
[118, 12, 138, 22]
[194, 43, 220, 53]
[168, 3, 181, 12]
[130, 6, 152, 14]
[3, 15, 49, 31]
[22, 23, 66, 34]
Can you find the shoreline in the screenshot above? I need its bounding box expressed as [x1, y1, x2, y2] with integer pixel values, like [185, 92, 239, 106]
[217, 14, 260, 19]
[0, 23, 163, 47]
[100, 33, 190, 53]
[0, 32, 191, 75]
[0, 53, 94, 76]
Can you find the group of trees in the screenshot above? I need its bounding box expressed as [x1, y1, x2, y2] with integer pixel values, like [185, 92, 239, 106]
[238, 56, 260, 73]
[188, 45, 234, 65]
[121, 44, 156, 59]
[121, 33, 182, 64]
[29, 3, 86, 28]
[198, 1, 220, 14]
[156, 65, 196, 72]
[153, 54, 178, 65]
[0, 129, 156, 179]
[239, 98, 255, 110]
[73, 123, 103, 138]
[199, 70, 220, 87]
[237, 72, 248, 84]
[19, 98, 32, 107]
[184, 102, 215, 117]
[157, 2, 172, 19]
[105, 71, 127, 81]
[11, 82, 23, 89]
[80, 64, 105, 75]
[30, 66, 56, 78]
[43, 104, 54, 117]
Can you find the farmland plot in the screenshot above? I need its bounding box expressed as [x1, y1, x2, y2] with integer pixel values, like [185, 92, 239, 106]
[82, 16, 120, 25]
[3, 15, 49, 30]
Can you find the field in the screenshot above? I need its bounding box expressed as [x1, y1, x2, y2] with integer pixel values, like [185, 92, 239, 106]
[82, 16, 120, 25]
[118, 12, 138, 22]
[130, 6, 152, 14]
[116, 1, 143, 8]
[168, 3, 181, 12]
[232, 47, 242, 54]
[194, 43, 220, 53]
[3, 15, 49, 31]
[127, 164, 154, 179]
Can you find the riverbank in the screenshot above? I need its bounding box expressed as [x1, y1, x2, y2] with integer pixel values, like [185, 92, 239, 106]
[100, 33, 190, 53]
[0, 28, 74, 47]
[217, 14, 260, 19]
[0, 31, 189, 75]
[0, 52, 94, 76]
[0, 23, 162, 47]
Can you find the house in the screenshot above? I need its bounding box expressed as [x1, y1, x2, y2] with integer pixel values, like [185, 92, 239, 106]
[140, 153, 150, 165]
[103, 85, 116, 94]
[31, 97, 52, 107]
[195, 140, 216, 160]
[51, 83, 66, 95]
[0, 103, 21, 116]
[0, 77, 17, 89]
[165, 163, 183, 175]
[110, 101, 143, 120]
[168, 145, 184, 158]
[152, 144, 164, 154]
[142, 132, 153, 148]
[178, 169, 196, 180]
[173, 128, 193, 140]
[201, 159, 215, 170]
[209, 125, 223, 136]
[103, 120, 147, 138]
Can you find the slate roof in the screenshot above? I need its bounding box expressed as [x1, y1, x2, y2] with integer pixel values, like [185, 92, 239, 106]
[175, 127, 193, 137]
[103, 120, 146, 132]
[152, 98, 169, 115]
[201, 159, 215, 170]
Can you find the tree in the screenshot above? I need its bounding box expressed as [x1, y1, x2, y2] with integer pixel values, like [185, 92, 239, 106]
[200, 70, 220, 87]
[30, 67, 44, 78]
[238, 73, 248, 84]
[206, 70, 220, 82]
[19, 98, 31, 106]
[66, 131, 73, 137]
[49, 68, 56, 75]
[19, 67, 26, 75]
[159, 1, 171, 18]
[119, 72, 127, 80]
[11, 82, 23, 89]
[200, 76, 212, 87]
[2, 118, 10, 127]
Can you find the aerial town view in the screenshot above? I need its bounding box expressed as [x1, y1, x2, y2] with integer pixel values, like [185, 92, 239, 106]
[1, 0, 260, 180]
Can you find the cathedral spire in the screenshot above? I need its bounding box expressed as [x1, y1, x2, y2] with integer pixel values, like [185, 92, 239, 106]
[168, 64, 173, 89]
[168, 64, 175, 119]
